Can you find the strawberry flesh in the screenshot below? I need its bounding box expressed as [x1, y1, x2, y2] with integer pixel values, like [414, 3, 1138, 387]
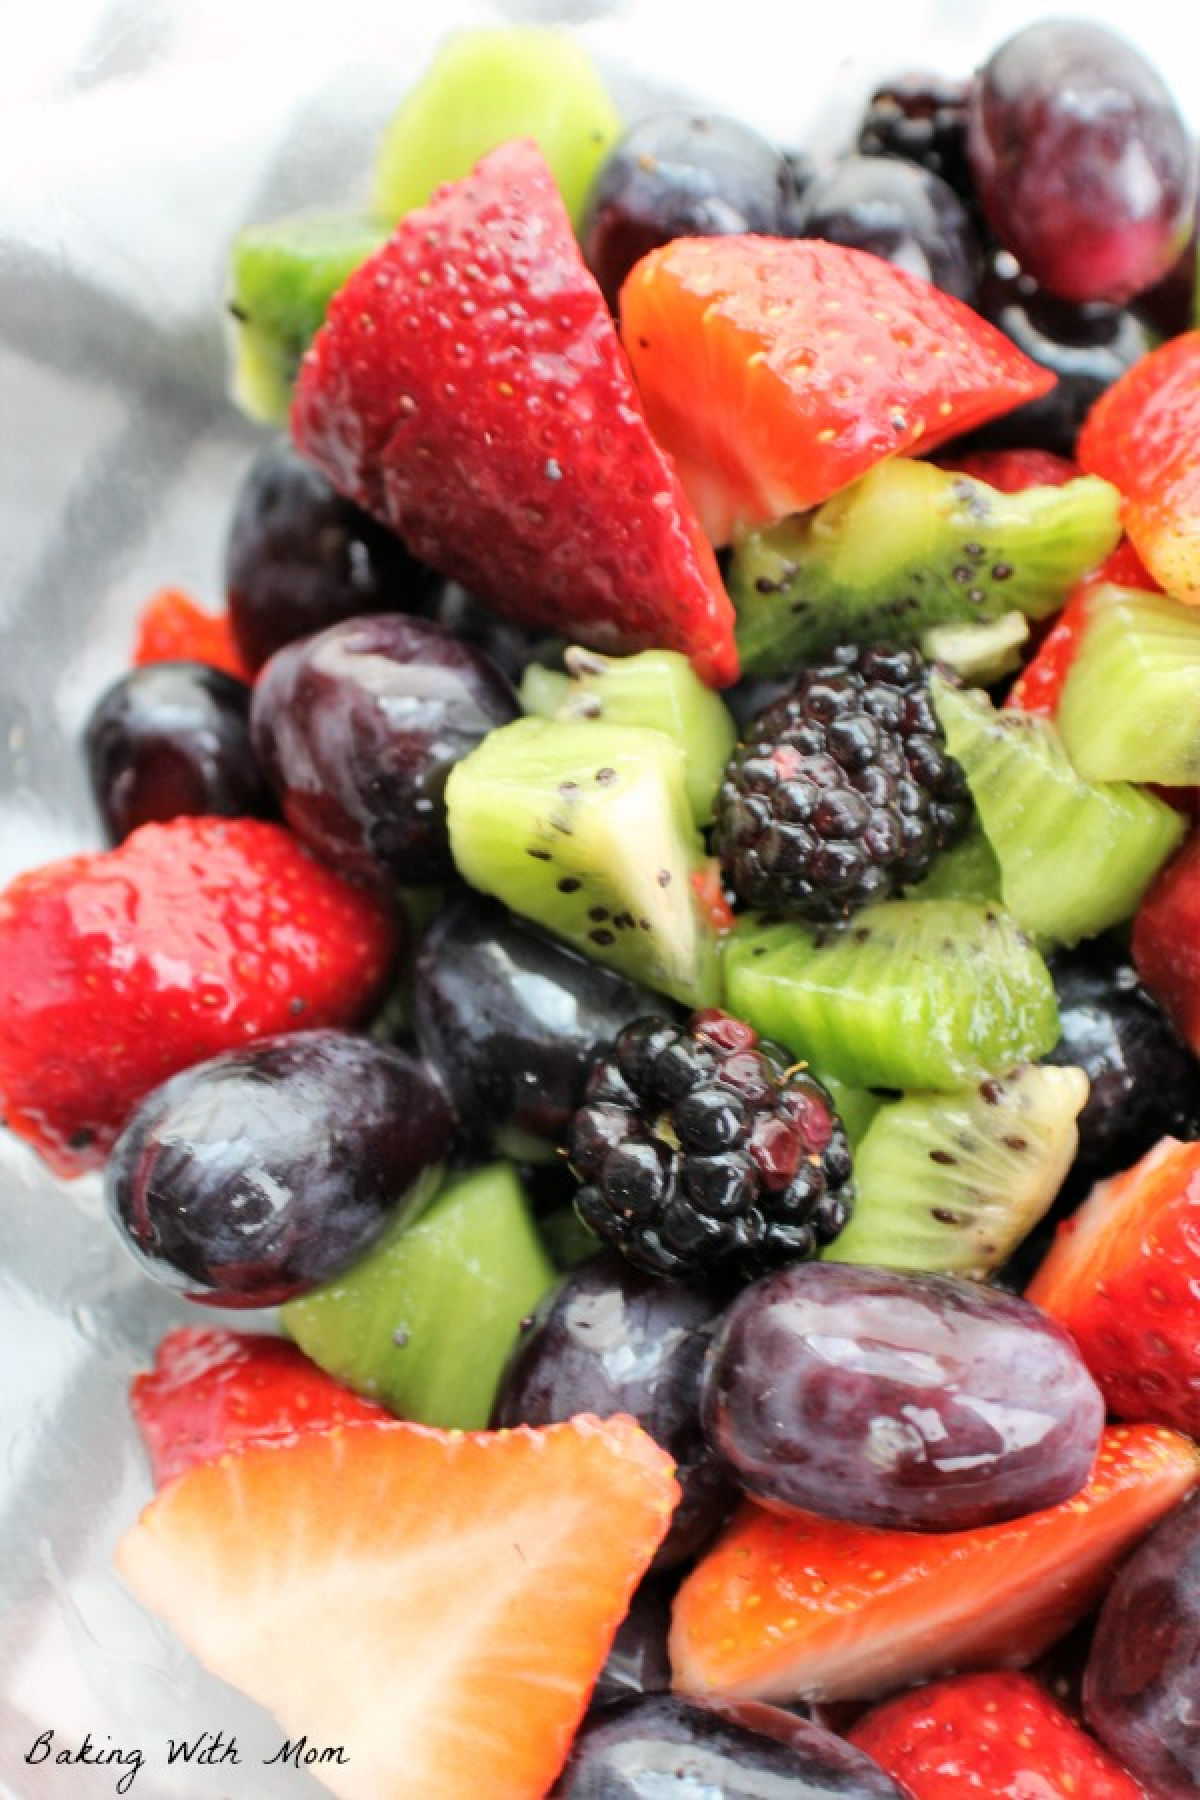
[132, 1328, 390, 1487]
[132, 587, 249, 682]
[619, 235, 1055, 545]
[0, 817, 399, 1174]
[291, 140, 738, 687]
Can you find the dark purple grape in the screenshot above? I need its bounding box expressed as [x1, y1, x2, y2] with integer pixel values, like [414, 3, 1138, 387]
[1046, 941, 1200, 1187]
[967, 19, 1197, 304]
[857, 72, 974, 213]
[105, 1030, 452, 1307]
[1084, 1492, 1200, 1797]
[591, 1578, 674, 1710]
[581, 111, 797, 312]
[250, 614, 518, 885]
[793, 155, 982, 306]
[1135, 188, 1200, 338]
[225, 440, 434, 672]
[492, 1253, 736, 1566]
[84, 661, 272, 843]
[555, 1694, 907, 1798]
[702, 1263, 1104, 1532]
[412, 893, 661, 1151]
[429, 581, 564, 687]
[960, 251, 1154, 457]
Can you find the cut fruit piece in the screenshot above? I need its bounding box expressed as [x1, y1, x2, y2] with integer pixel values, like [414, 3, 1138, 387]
[118, 1415, 679, 1800]
[814, 1071, 883, 1150]
[932, 677, 1183, 947]
[727, 460, 1121, 673]
[920, 612, 1029, 685]
[446, 717, 722, 1008]
[1078, 328, 1200, 604]
[723, 900, 1059, 1093]
[1028, 1138, 1200, 1437]
[292, 140, 738, 688]
[370, 27, 622, 230]
[938, 447, 1081, 492]
[903, 824, 1002, 905]
[1003, 592, 1091, 718]
[281, 1163, 557, 1429]
[228, 211, 387, 425]
[1134, 833, 1200, 1054]
[670, 1423, 1200, 1704]
[1056, 584, 1200, 784]
[824, 1064, 1088, 1281]
[522, 647, 736, 826]
[131, 587, 249, 682]
[131, 1328, 389, 1487]
[619, 237, 1055, 547]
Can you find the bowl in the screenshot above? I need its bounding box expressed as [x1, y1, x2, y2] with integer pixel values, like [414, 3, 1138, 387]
[0, 3, 1193, 1794]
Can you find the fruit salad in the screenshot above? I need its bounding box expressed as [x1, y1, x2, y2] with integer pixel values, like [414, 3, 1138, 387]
[5, 4, 1200, 1796]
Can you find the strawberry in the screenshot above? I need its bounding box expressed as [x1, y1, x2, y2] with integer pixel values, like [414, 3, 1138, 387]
[937, 447, 1080, 493]
[132, 1328, 389, 1487]
[132, 587, 249, 682]
[849, 1671, 1146, 1798]
[291, 140, 738, 688]
[1027, 1139, 1200, 1436]
[1132, 832, 1200, 1051]
[117, 1415, 679, 1800]
[1003, 538, 1162, 717]
[0, 817, 398, 1175]
[669, 1424, 1199, 1704]
[1078, 329, 1200, 603]
[618, 236, 1054, 545]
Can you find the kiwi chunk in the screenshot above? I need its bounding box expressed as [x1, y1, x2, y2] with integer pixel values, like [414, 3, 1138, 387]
[824, 1064, 1089, 1280]
[730, 460, 1122, 674]
[933, 676, 1184, 947]
[446, 716, 722, 1008]
[282, 1163, 556, 1429]
[921, 612, 1029, 684]
[371, 27, 622, 229]
[905, 823, 1002, 905]
[1057, 583, 1200, 784]
[228, 210, 387, 424]
[520, 647, 736, 826]
[724, 899, 1059, 1092]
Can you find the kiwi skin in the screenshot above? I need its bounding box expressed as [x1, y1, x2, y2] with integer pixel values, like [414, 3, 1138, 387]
[823, 1063, 1089, 1281]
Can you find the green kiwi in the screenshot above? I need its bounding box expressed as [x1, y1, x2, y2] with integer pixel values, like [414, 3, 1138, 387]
[904, 823, 1003, 905]
[723, 899, 1059, 1092]
[371, 27, 622, 229]
[445, 716, 722, 1007]
[813, 1071, 884, 1149]
[729, 460, 1122, 674]
[932, 676, 1184, 947]
[281, 1163, 556, 1429]
[227, 210, 387, 424]
[920, 612, 1029, 684]
[519, 647, 736, 826]
[1057, 583, 1200, 784]
[824, 1064, 1089, 1280]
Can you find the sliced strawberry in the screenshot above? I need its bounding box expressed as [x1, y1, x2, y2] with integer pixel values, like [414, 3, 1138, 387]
[1133, 831, 1200, 1052]
[1027, 1139, 1200, 1436]
[291, 140, 737, 687]
[1084, 536, 1161, 596]
[132, 587, 250, 682]
[937, 447, 1080, 493]
[118, 1415, 679, 1799]
[849, 1671, 1146, 1798]
[132, 1328, 389, 1487]
[690, 861, 735, 935]
[669, 1424, 1199, 1704]
[0, 817, 398, 1175]
[1078, 329, 1200, 603]
[1003, 592, 1092, 716]
[618, 236, 1054, 545]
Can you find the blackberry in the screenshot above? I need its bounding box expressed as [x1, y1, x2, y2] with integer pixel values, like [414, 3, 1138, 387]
[569, 1010, 854, 1279]
[714, 643, 971, 922]
[857, 73, 978, 221]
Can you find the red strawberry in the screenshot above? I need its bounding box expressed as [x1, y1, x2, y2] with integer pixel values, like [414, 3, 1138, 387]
[132, 587, 250, 682]
[1078, 329, 1200, 603]
[132, 1328, 389, 1487]
[618, 236, 1054, 545]
[1003, 592, 1091, 716]
[937, 447, 1080, 493]
[849, 1671, 1146, 1798]
[0, 817, 398, 1175]
[1132, 832, 1200, 1051]
[669, 1424, 1199, 1704]
[117, 1414, 679, 1799]
[291, 140, 737, 688]
[1027, 1139, 1200, 1436]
